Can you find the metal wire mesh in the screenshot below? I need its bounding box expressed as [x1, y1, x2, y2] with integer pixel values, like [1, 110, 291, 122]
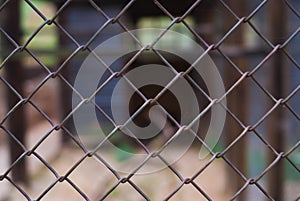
[0, 0, 299, 200]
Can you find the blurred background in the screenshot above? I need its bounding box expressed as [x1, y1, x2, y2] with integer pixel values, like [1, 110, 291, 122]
[0, 0, 299, 200]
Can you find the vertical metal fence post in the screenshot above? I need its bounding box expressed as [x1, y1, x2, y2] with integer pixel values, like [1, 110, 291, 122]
[267, 0, 287, 200]
[1, 0, 28, 184]
[223, 2, 248, 200]
[57, 6, 74, 143]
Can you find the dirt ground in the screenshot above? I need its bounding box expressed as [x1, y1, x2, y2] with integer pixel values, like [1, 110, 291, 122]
[3, 145, 232, 201]
[2, 137, 300, 201]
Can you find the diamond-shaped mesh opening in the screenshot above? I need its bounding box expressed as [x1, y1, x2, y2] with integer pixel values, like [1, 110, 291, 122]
[252, 106, 300, 152]
[191, 0, 241, 46]
[218, 22, 274, 71]
[221, 130, 250, 175]
[24, 153, 58, 199]
[251, 53, 299, 97]
[21, 24, 58, 68]
[130, 164, 182, 200]
[24, 79, 59, 126]
[249, 0, 298, 42]
[56, 2, 116, 47]
[192, 158, 234, 200]
[37, 145, 84, 179]
[67, 156, 119, 199]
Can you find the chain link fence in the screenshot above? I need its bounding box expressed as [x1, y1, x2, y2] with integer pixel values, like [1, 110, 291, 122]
[0, 0, 299, 200]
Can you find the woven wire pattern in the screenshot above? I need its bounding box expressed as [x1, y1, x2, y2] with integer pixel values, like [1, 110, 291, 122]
[0, 0, 299, 200]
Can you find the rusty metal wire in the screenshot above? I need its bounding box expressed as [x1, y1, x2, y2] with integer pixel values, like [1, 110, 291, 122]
[0, 0, 299, 201]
